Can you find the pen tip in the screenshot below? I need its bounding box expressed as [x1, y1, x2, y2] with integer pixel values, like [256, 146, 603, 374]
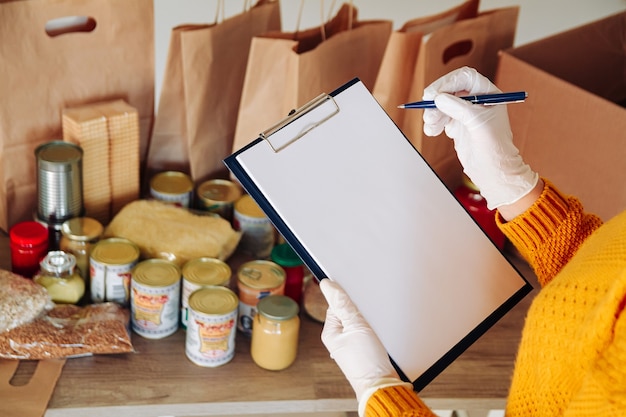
[397, 105, 405, 109]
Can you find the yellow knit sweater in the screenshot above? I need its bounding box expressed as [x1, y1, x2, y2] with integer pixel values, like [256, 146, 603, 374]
[365, 180, 626, 416]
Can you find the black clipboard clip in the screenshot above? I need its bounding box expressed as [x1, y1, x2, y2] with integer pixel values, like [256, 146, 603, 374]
[260, 93, 340, 152]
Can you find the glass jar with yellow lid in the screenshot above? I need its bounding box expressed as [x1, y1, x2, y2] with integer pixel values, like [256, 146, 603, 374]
[34, 251, 85, 304]
[250, 295, 300, 371]
[60, 217, 103, 283]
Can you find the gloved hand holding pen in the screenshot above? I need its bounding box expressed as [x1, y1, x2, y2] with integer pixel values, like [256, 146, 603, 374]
[421, 66, 540, 215]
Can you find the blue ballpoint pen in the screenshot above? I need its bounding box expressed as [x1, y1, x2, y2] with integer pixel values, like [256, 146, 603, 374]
[397, 91, 528, 109]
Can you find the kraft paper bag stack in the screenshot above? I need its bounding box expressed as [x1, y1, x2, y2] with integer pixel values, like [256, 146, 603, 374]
[62, 100, 140, 224]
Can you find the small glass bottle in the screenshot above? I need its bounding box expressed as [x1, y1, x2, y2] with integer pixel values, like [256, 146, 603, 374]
[9, 221, 49, 278]
[60, 217, 103, 282]
[454, 175, 506, 250]
[34, 251, 85, 304]
[271, 243, 305, 305]
[250, 295, 300, 371]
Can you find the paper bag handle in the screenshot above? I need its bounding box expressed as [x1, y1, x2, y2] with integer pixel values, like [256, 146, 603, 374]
[44, 15, 97, 37]
[213, 0, 259, 24]
[294, 0, 355, 42]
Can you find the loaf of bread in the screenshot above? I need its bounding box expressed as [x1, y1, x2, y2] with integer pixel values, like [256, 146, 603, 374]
[104, 199, 241, 265]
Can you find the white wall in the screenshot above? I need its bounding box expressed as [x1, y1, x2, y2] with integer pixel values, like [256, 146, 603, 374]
[153, 0, 626, 107]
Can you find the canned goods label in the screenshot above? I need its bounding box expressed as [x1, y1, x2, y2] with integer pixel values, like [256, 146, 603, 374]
[150, 171, 193, 208]
[237, 260, 285, 335]
[186, 287, 238, 367]
[130, 259, 181, 339]
[233, 195, 275, 258]
[181, 258, 231, 329]
[89, 238, 140, 306]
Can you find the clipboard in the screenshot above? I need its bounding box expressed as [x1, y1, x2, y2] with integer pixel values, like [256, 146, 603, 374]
[224, 78, 532, 391]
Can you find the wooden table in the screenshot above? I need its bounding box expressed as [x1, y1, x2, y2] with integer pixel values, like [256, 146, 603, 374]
[0, 230, 537, 416]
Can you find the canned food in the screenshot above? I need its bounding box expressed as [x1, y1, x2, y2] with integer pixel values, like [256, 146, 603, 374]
[90, 237, 140, 306]
[150, 171, 194, 208]
[233, 194, 275, 258]
[181, 257, 232, 329]
[186, 286, 238, 367]
[131, 259, 181, 339]
[35, 141, 84, 224]
[196, 179, 242, 222]
[236, 260, 285, 335]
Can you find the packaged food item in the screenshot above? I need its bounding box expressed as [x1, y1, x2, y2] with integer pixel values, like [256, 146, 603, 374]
[251, 295, 300, 370]
[150, 171, 194, 208]
[196, 179, 242, 222]
[34, 251, 85, 305]
[236, 260, 285, 335]
[35, 141, 84, 225]
[0, 302, 133, 359]
[9, 220, 49, 278]
[270, 243, 305, 304]
[90, 237, 140, 306]
[453, 175, 506, 249]
[233, 194, 275, 258]
[130, 259, 181, 339]
[104, 199, 241, 265]
[0, 269, 52, 333]
[186, 286, 238, 367]
[60, 216, 103, 282]
[181, 257, 231, 329]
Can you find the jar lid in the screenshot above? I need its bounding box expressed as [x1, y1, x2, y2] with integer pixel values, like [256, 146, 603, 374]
[271, 243, 303, 268]
[40, 251, 76, 276]
[9, 221, 48, 246]
[257, 295, 299, 321]
[61, 217, 103, 241]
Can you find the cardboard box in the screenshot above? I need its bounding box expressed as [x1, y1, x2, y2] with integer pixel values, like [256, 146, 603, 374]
[495, 12, 626, 221]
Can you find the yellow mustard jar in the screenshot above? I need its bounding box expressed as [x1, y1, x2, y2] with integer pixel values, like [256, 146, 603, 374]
[34, 251, 85, 304]
[250, 295, 300, 371]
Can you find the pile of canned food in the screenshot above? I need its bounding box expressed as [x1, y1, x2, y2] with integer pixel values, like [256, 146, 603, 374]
[9, 141, 309, 370]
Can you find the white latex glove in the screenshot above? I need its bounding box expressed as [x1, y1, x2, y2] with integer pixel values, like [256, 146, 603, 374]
[422, 66, 538, 209]
[320, 279, 411, 417]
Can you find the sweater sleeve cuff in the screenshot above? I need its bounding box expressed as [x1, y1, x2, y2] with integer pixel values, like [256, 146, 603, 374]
[362, 383, 434, 417]
[496, 178, 570, 254]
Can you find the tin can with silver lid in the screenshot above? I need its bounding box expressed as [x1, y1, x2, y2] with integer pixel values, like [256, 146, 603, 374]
[35, 141, 84, 224]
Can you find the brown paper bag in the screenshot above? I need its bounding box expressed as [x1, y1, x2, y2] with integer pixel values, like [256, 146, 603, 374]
[231, 3, 392, 153]
[0, 0, 154, 232]
[147, 0, 281, 184]
[402, 6, 520, 188]
[0, 359, 66, 417]
[372, 0, 479, 126]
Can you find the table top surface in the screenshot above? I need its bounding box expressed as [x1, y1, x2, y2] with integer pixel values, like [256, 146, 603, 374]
[0, 230, 537, 416]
